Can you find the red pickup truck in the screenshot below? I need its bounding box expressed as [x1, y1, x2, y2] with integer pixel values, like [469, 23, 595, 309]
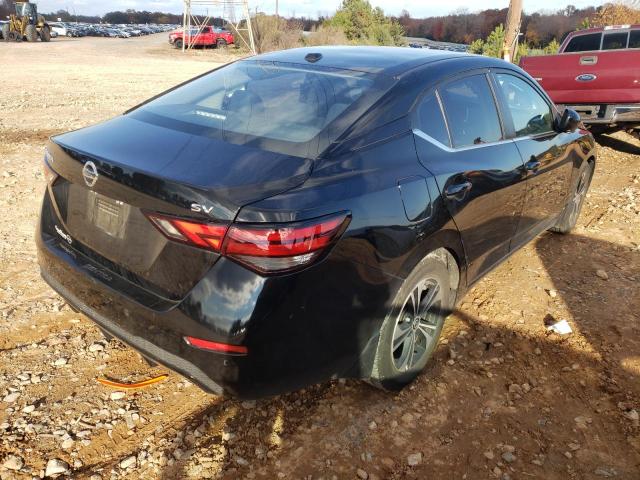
[169, 26, 234, 49]
[520, 25, 640, 136]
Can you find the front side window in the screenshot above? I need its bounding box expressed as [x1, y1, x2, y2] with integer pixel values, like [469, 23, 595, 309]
[629, 30, 640, 49]
[495, 74, 553, 137]
[439, 75, 502, 148]
[135, 61, 389, 157]
[602, 32, 628, 50]
[416, 93, 450, 146]
[564, 33, 602, 52]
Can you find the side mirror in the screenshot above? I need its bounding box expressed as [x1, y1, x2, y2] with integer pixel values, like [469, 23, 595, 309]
[556, 108, 581, 133]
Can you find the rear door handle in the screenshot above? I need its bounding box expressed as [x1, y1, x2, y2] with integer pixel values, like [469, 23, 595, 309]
[444, 181, 472, 199]
[579, 55, 598, 65]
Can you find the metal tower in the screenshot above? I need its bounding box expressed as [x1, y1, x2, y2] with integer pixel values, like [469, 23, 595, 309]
[182, 0, 256, 54]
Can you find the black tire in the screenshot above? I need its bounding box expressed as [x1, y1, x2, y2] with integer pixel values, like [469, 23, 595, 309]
[1, 24, 9, 42]
[174, 39, 183, 49]
[216, 38, 227, 48]
[369, 249, 458, 391]
[550, 160, 594, 234]
[40, 25, 51, 42]
[25, 24, 38, 42]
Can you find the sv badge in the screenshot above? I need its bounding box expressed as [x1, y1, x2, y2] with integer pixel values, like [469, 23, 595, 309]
[191, 203, 216, 216]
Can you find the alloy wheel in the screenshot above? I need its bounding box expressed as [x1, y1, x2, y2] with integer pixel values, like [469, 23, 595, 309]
[568, 166, 590, 225]
[391, 279, 442, 372]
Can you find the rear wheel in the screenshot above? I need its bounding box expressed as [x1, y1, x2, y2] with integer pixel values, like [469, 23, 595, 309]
[25, 24, 38, 42]
[174, 38, 183, 49]
[369, 249, 458, 391]
[1, 24, 9, 42]
[40, 25, 51, 42]
[550, 160, 594, 234]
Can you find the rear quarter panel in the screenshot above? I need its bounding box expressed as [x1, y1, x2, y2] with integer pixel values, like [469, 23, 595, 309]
[520, 50, 640, 104]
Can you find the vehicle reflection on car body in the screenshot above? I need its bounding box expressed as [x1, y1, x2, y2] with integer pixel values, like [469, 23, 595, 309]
[36, 46, 595, 398]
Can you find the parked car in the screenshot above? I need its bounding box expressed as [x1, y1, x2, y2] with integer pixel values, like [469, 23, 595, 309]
[520, 25, 640, 137]
[37, 47, 595, 399]
[48, 22, 68, 37]
[0, 20, 6, 40]
[169, 25, 234, 49]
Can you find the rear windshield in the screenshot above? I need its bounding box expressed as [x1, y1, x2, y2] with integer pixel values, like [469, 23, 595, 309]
[133, 61, 390, 157]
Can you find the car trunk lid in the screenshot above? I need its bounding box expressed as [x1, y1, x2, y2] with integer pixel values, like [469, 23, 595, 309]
[46, 115, 312, 300]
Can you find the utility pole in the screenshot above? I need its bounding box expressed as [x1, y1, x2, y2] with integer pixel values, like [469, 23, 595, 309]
[502, 0, 522, 63]
[276, 0, 279, 18]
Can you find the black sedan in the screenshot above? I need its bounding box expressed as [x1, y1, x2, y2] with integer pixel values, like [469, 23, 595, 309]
[37, 47, 595, 398]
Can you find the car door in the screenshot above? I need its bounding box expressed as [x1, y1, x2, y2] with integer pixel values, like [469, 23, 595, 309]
[413, 71, 528, 284]
[491, 71, 577, 248]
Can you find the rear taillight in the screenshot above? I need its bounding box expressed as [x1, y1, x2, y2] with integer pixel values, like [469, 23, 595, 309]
[43, 148, 58, 184]
[223, 214, 349, 273]
[146, 213, 227, 251]
[146, 212, 349, 274]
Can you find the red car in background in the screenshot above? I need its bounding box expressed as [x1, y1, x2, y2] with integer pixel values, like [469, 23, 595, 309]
[520, 25, 640, 137]
[169, 26, 234, 49]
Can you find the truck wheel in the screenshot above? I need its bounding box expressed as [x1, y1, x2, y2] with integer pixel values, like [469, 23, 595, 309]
[40, 25, 51, 42]
[550, 160, 594, 234]
[174, 39, 183, 49]
[25, 24, 38, 42]
[216, 38, 227, 48]
[1, 24, 9, 42]
[368, 249, 458, 391]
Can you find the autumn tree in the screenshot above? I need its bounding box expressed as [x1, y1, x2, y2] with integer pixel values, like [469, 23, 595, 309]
[589, 3, 640, 26]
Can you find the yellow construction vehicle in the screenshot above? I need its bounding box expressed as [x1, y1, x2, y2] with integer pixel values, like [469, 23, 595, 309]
[2, 1, 51, 42]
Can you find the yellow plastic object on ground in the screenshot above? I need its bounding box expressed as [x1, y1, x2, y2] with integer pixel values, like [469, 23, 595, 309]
[97, 374, 169, 389]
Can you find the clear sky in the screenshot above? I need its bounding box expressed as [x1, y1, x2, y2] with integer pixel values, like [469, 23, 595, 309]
[36, 0, 606, 18]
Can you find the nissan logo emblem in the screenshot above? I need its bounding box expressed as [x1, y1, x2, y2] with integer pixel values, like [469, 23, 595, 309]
[82, 161, 99, 188]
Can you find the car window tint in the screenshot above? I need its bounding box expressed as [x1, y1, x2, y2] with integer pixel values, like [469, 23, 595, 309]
[602, 32, 628, 50]
[629, 30, 640, 49]
[416, 93, 450, 146]
[439, 75, 502, 148]
[564, 33, 602, 52]
[496, 74, 553, 137]
[136, 61, 390, 157]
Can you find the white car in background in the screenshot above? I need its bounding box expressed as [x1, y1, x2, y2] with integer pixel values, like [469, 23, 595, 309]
[49, 22, 68, 37]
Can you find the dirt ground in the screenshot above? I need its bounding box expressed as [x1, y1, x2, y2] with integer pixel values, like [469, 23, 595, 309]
[1, 34, 639, 480]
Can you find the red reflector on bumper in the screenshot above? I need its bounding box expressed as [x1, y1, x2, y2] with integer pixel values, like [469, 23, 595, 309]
[183, 336, 248, 355]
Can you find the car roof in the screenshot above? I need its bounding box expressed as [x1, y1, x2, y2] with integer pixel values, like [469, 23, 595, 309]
[247, 46, 471, 76]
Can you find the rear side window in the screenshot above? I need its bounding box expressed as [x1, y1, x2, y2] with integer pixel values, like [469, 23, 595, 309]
[495, 74, 553, 137]
[439, 75, 502, 148]
[629, 30, 640, 49]
[564, 33, 602, 52]
[602, 32, 628, 50]
[416, 93, 450, 146]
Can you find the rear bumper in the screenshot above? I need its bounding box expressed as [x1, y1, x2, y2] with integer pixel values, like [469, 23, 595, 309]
[41, 267, 225, 395]
[559, 104, 640, 125]
[36, 193, 399, 398]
